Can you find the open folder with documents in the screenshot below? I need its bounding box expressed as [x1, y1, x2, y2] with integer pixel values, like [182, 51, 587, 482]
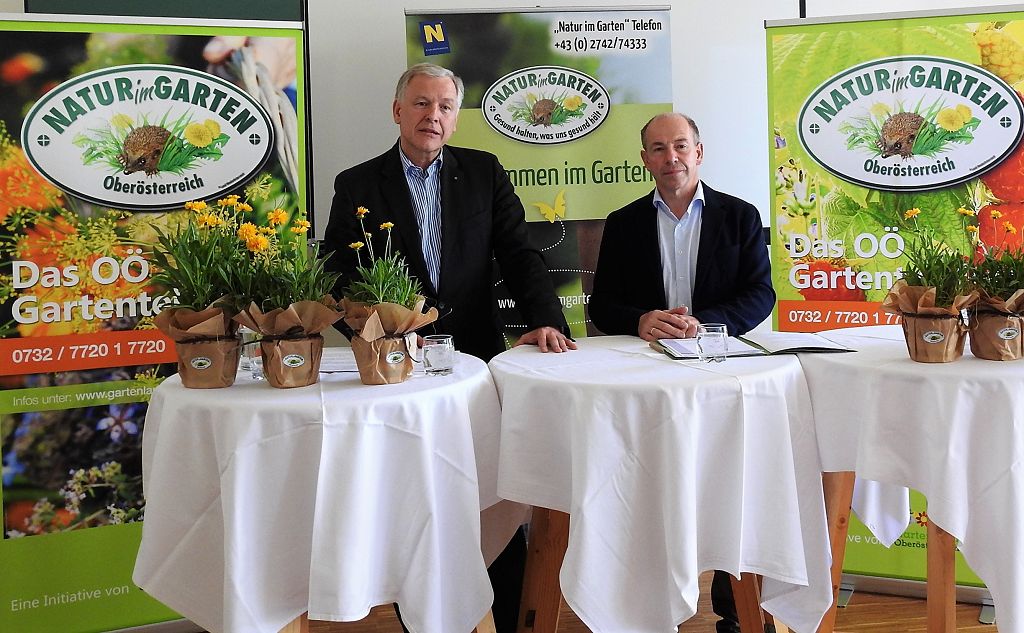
[651, 331, 853, 360]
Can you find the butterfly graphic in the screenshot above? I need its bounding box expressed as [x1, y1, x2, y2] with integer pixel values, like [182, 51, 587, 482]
[531, 189, 566, 223]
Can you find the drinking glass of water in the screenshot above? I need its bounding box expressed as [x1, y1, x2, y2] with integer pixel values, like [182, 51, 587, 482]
[696, 323, 728, 363]
[422, 334, 455, 375]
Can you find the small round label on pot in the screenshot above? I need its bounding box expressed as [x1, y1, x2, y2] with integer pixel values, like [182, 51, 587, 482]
[190, 356, 212, 370]
[922, 330, 945, 344]
[998, 327, 1020, 340]
[386, 351, 406, 364]
[283, 354, 305, 368]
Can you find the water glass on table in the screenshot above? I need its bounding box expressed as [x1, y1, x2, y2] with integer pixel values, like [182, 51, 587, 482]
[240, 327, 264, 380]
[696, 323, 728, 363]
[422, 334, 455, 375]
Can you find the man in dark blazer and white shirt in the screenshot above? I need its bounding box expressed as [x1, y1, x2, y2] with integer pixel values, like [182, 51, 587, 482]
[324, 63, 574, 361]
[323, 63, 574, 633]
[589, 112, 775, 633]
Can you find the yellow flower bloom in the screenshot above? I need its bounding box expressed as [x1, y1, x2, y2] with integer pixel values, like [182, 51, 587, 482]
[237, 222, 259, 241]
[258, 226, 275, 235]
[184, 200, 208, 211]
[356, 206, 369, 217]
[349, 241, 365, 250]
[955, 104, 972, 121]
[218, 196, 239, 207]
[904, 208, 921, 219]
[196, 213, 223, 228]
[246, 235, 270, 252]
[293, 219, 311, 231]
[563, 95, 584, 111]
[936, 108, 965, 132]
[267, 208, 289, 226]
[203, 119, 221, 138]
[991, 209, 1004, 219]
[966, 225, 978, 233]
[957, 207, 976, 217]
[1004, 221, 1018, 234]
[380, 221, 394, 230]
[111, 113, 133, 130]
[184, 122, 214, 147]
[237, 202, 253, 212]
[869, 102, 891, 119]
[290, 225, 309, 234]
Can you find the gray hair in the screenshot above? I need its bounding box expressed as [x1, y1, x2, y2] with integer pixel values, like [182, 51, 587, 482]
[395, 63, 465, 109]
[640, 112, 701, 148]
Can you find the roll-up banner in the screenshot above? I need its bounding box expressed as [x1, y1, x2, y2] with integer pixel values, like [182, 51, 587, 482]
[0, 14, 306, 632]
[405, 7, 671, 340]
[767, 9, 1024, 332]
[766, 8, 1006, 592]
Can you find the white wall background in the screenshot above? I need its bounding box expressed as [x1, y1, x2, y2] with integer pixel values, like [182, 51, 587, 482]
[306, 0, 1024, 237]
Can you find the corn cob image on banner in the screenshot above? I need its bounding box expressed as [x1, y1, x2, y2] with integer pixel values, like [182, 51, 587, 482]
[767, 9, 1024, 332]
[406, 8, 672, 341]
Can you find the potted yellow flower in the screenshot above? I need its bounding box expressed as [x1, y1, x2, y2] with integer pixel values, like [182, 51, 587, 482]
[150, 198, 245, 388]
[341, 206, 438, 385]
[231, 205, 344, 388]
[882, 207, 978, 362]
[968, 237, 1024, 361]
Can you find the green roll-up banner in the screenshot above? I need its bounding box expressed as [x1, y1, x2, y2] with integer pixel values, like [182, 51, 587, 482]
[766, 9, 1024, 334]
[405, 8, 672, 340]
[1, 15, 306, 632]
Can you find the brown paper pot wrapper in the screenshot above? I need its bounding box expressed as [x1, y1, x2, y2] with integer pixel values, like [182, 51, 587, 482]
[967, 290, 1024, 361]
[351, 336, 414, 384]
[154, 306, 241, 388]
[341, 297, 439, 385]
[233, 298, 344, 389]
[259, 335, 325, 388]
[882, 280, 976, 363]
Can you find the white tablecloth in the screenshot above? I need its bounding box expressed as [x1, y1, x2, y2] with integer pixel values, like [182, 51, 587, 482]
[805, 325, 1024, 631]
[489, 336, 833, 633]
[133, 350, 509, 633]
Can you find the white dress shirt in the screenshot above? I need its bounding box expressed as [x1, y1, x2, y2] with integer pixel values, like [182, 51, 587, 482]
[655, 182, 704, 310]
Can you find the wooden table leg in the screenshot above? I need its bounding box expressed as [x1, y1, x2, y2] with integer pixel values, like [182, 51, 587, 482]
[475, 609, 497, 633]
[927, 520, 956, 633]
[816, 471, 856, 633]
[279, 612, 308, 633]
[731, 573, 766, 633]
[517, 507, 569, 633]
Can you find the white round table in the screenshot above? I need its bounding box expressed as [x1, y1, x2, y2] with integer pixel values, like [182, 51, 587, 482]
[489, 335, 833, 633]
[804, 325, 1024, 632]
[133, 349, 511, 633]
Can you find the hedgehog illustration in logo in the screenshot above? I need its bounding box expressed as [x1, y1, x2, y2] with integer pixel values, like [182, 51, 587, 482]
[118, 125, 171, 176]
[530, 98, 557, 126]
[876, 112, 925, 159]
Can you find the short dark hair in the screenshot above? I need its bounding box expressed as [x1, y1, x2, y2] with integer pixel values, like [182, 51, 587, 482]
[395, 63, 465, 109]
[640, 112, 701, 148]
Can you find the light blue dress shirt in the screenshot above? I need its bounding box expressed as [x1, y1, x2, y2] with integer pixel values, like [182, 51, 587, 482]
[654, 182, 704, 311]
[399, 149, 444, 290]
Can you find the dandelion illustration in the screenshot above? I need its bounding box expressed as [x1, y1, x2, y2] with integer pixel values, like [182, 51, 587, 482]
[563, 95, 584, 111]
[936, 108, 965, 132]
[904, 208, 921, 220]
[184, 122, 213, 147]
[870, 102, 891, 119]
[110, 113, 133, 130]
[203, 119, 221, 137]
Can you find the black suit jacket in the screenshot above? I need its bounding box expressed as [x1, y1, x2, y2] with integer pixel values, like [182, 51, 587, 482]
[589, 184, 774, 337]
[324, 143, 567, 360]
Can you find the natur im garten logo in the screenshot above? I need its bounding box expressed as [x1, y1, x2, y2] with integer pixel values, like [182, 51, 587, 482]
[798, 56, 1024, 191]
[21, 64, 275, 211]
[482, 65, 610, 145]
